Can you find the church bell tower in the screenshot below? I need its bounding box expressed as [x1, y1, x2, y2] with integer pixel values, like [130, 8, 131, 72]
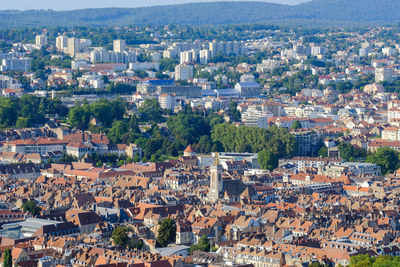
[208, 153, 223, 201]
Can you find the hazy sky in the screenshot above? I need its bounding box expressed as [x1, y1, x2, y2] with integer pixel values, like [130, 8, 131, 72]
[0, 0, 310, 10]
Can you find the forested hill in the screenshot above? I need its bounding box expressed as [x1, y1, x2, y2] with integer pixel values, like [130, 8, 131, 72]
[0, 0, 400, 28]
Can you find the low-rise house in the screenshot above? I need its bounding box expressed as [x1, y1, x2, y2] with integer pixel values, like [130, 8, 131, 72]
[65, 209, 102, 234]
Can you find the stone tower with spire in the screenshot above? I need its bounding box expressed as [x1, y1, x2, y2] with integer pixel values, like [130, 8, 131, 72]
[208, 153, 223, 202]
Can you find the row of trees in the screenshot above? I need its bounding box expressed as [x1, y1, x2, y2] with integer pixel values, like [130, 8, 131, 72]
[211, 124, 297, 157]
[349, 254, 400, 267]
[333, 143, 400, 175]
[258, 138, 400, 174]
[0, 95, 68, 128]
[0, 94, 295, 165]
[167, 108, 223, 153]
[338, 143, 368, 162]
[366, 147, 400, 175]
[211, 124, 297, 171]
[68, 98, 125, 130]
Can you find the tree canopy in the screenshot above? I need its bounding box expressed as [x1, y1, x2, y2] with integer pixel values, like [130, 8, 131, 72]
[258, 149, 279, 171]
[338, 143, 367, 162]
[138, 98, 163, 123]
[211, 124, 297, 158]
[349, 254, 400, 267]
[3, 248, 11, 267]
[167, 110, 211, 151]
[366, 147, 400, 175]
[157, 218, 176, 247]
[68, 98, 125, 130]
[112, 226, 132, 248]
[190, 235, 210, 254]
[1, 1, 400, 28]
[21, 200, 41, 217]
[0, 95, 68, 129]
[291, 120, 302, 130]
[228, 101, 241, 122]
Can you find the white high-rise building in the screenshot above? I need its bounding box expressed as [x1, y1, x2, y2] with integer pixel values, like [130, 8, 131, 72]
[0, 75, 22, 89]
[180, 50, 197, 64]
[35, 35, 48, 47]
[113, 40, 126, 53]
[359, 47, 371, 57]
[175, 64, 193, 81]
[56, 36, 68, 51]
[240, 74, 255, 83]
[375, 68, 394, 83]
[241, 105, 274, 129]
[90, 50, 137, 64]
[158, 93, 178, 110]
[311, 46, 327, 56]
[180, 51, 192, 64]
[67, 38, 80, 57]
[1, 58, 31, 72]
[256, 59, 280, 73]
[151, 52, 161, 62]
[163, 48, 179, 59]
[382, 47, 395, 57]
[209, 41, 243, 57]
[199, 49, 211, 64]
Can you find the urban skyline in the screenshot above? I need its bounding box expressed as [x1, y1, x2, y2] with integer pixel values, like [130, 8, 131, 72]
[0, 1, 400, 266]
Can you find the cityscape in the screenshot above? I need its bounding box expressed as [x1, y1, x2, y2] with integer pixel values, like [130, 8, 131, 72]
[0, 1, 400, 267]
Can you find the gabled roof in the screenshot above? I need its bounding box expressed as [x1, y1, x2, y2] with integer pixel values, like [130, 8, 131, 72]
[184, 145, 194, 153]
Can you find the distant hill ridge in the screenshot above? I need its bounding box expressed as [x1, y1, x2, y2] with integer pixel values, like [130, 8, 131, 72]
[0, 0, 400, 27]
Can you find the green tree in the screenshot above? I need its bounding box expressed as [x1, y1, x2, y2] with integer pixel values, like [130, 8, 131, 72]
[167, 111, 211, 150]
[108, 83, 136, 94]
[133, 154, 141, 162]
[211, 124, 297, 158]
[68, 104, 91, 130]
[258, 149, 278, 171]
[157, 218, 176, 247]
[348, 253, 400, 267]
[68, 99, 125, 130]
[16, 117, 29, 128]
[338, 143, 367, 162]
[128, 115, 141, 134]
[21, 200, 41, 216]
[128, 238, 144, 250]
[228, 101, 241, 122]
[291, 120, 302, 130]
[366, 147, 399, 175]
[349, 254, 373, 267]
[139, 98, 163, 123]
[190, 235, 210, 254]
[160, 58, 178, 72]
[90, 99, 125, 127]
[3, 248, 11, 267]
[373, 255, 400, 266]
[108, 121, 129, 144]
[0, 98, 18, 127]
[112, 226, 132, 248]
[318, 146, 328, 157]
[195, 135, 213, 153]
